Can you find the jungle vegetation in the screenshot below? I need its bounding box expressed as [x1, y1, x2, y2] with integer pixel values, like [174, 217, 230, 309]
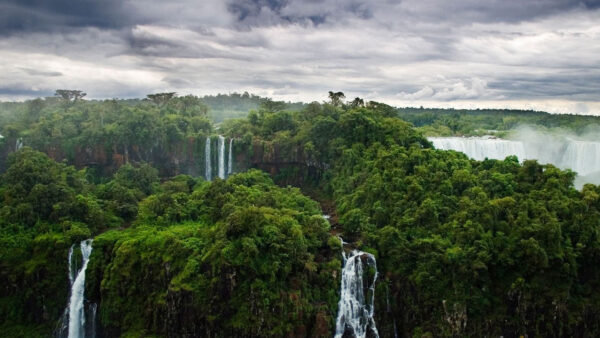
[1, 91, 600, 337]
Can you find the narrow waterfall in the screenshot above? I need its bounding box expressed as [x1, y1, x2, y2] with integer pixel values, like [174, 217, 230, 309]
[205, 137, 211, 181]
[68, 239, 93, 338]
[16, 138, 23, 151]
[228, 138, 233, 175]
[58, 239, 94, 338]
[218, 135, 225, 179]
[335, 245, 379, 338]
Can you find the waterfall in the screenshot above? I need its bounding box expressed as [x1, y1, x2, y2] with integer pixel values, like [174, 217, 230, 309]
[228, 138, 233, 175]
[335, 244, 379, 338]
[429, 136, 600, 188]
[429, 137, 528, 162]
[561, 139, 600, 176]
[205, 137, 211, 181]
[15, 138, 23, 151]
[68, 245, 75, 285]
[218, 135, 225, 179]
[64, 239, 93, 338]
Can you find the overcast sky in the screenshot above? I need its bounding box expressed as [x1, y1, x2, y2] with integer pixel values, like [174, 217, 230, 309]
[1, 0, 599, 114]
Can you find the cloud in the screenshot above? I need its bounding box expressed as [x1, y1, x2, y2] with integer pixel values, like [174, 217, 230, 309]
[432, 78, 489, 100]
[0, 0, 598, 114]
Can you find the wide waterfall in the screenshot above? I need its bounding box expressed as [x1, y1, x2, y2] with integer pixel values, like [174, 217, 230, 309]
[218, 135, 225, 179]
[430, 136, 600, 188]
[430, 137, 527, 162]
[57, 239, 94, 338]
[205, 137, 211, 181]
[335, 244, 379, 338]
[228, 138, 233, 175]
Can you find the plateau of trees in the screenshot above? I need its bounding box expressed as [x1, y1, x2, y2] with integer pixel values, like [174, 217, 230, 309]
[2, 91, 600, 337]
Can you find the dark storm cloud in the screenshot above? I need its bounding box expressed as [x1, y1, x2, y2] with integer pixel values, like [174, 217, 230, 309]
[0, 0, 134, 35]
[1, 0, 598, 36]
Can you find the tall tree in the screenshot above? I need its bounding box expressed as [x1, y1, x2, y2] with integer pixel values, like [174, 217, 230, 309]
[146, 92, 177, 107]
[54, 89, 86, 102]
[328, 91, 345, 107]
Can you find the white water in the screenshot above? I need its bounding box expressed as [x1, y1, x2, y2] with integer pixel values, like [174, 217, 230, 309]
[430, 136, 600, 188]
[335, 247, 379, 338]
[67, 239, 93, 338]
[205, 137, 211, 181]
[218, 135, 225, 179]
[228, 138, 233, 175]
[16, 138, 23, 151]
[68, 245, 75, 285]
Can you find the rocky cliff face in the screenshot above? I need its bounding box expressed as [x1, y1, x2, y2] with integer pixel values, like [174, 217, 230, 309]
[0, 136, 325, 186]
[245, 139, 326, 187]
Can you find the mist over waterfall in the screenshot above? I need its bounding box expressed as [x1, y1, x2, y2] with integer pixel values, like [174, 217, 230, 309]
[335, 244, 379, 338]
[57, 239, 94, 338]
[218, 135, 225, 179]
[430, 132, 600, 188]
[228, 138, 233, 175]
[430, 137, 527, 162]
[205, 137, 211, 181]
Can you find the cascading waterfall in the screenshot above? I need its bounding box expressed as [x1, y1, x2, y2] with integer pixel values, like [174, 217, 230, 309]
[335, 242, 379, 338]
[205, 137, 211, 181]
[218, 135, 225, 179]
[429, 137, 528, 162]
[57, 239, 94, 338]
[68, 239, 93, 338]
[228, 138, 233, 175]
[429, 136, 600, 188]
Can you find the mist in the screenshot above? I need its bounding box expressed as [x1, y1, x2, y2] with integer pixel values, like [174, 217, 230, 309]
[430, 125, 600, 189]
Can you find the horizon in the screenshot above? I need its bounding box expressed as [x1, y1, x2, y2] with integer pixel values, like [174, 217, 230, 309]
[0, 91, 596, 117]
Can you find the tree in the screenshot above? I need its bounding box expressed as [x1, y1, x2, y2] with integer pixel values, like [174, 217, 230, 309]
[146, 92, 177, 106]
[54, 89, 86, 102]
[349, 97, 365, 108]
[259, 98, 286, 113]
[328, 91, 345, 107]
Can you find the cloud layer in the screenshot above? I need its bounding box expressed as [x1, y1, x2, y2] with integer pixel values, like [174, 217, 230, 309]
[1, 0, 599, 114]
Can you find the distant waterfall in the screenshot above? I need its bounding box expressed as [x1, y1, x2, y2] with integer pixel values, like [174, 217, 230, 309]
[218, 135, 225, 179]
[228, 138, 233, 175]
[205, 137, 211, 181]
[15, 138, 23, 151]
[430, 137, 527, 162]
[430, 136, 600, 188]
[335, 244, 379, 338]
[57, 239, 94, 338]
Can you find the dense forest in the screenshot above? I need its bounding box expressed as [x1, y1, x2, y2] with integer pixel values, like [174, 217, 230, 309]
[398, 107, 600, 137]
[2, 91, 600, 337]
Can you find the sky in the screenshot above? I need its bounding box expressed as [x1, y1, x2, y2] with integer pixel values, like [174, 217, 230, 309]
[1, 0, 599, 114]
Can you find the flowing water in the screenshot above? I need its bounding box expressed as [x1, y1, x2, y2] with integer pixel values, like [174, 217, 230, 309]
[228, 138, 233, 175]
[335, 245, 379, 338]
[68, 239, 93, 338]
[205, 137, 211, 181]
[218, 135, 225, 179]
[430, 136, 600, 188]
[57, 239, 94, 338]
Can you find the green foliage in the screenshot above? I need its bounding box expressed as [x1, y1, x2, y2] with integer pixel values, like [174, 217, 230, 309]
[3, 92, 600, 337]
[331, 139, 600, 336]
[398, 107, 600, 136]
[87, 170, 339, 337]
